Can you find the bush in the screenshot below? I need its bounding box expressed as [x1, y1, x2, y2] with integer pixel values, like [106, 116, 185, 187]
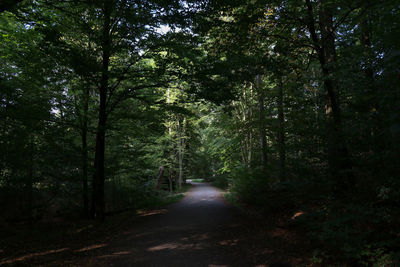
[211, 174, 230, 190]
[230, 166, 272, 206]
[293, 200, 400, 264]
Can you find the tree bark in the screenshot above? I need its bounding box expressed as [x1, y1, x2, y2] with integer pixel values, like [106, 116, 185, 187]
[306, 0, 353, 190]
[360, 11, 380, 142]
[177, 118, 186, 190]
[27, 135, 34, 223]
[156, 166, 165, 189]
[277, 77, 286, 180]
[90, 3, 111, 221]
[256, 75, 268, 169]
[168, 171, 173, 192]
[319, 4, 353, 189]
[361, 18, 374, 87]
[81, 87, 89, 217]
[183, 142, 189, 184]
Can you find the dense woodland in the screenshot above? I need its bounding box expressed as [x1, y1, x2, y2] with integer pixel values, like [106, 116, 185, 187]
[1, 0, 399, 264]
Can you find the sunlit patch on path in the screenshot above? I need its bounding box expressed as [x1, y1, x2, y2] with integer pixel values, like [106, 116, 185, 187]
[0, 248, 69, 265]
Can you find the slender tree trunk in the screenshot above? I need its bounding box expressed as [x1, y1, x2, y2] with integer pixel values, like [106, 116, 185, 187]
[360, 12, 380, 146]
[177, 118, 186, 190]
[156, 166, 165, 189]
[277, 77, 286, 180]
[361, 19, 374, 88]
[178, 142, 183, 189]
[91, 3, 111, 221]
[183, 142, 189, 184]
[27, 135, 34, 223]
[81, 87, 89, 217]
[256, 75, 268, 169]
[168, 172, 173, 192]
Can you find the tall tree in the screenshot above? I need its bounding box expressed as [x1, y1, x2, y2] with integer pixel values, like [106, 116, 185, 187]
[305, 0, 353, 191]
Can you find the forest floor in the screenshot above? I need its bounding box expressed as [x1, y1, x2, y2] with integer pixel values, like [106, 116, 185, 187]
[0, 183, 312, 266]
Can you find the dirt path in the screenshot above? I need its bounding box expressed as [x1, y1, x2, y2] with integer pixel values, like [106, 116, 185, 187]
[1, 183, 304, 266]
[82, 182, 253, 266]
[104, 183, 247, 266]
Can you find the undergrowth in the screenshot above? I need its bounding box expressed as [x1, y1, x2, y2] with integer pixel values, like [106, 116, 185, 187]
[223, 165, 400, 265]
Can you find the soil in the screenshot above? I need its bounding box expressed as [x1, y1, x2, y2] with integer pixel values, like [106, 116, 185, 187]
[0, 183, 310, 266]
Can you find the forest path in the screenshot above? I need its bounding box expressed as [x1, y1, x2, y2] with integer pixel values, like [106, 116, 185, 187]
[81, 182, 255, 266]
[105, 182, 248, 266]
[1, 183, 302, 266]
[75, 182, 296, 266]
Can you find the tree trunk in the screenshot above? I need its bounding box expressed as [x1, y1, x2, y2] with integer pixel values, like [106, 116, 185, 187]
[168, 172, 173, 192]
[361, 18, 374, 88]
[306, 0, 353, 191]
[91, 3, 111, 221]
[178, 144, 183, 190]
[318, 3, 353, 190]
[238, 85, 253, 167]
[177, 117, 186, 189]
[27, 135, 34, 223]
[183, 142, 189, 184]
[360, 11, 380, 147]
[277, 77, 286, 180]
[156, 166, 165, 189]
[256, 75, 268, 169]
[81, 87, 89, 217]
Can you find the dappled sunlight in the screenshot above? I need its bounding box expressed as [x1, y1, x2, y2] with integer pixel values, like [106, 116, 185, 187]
[75, 243, 107, 252]
[200, 196, 219, 201]
[76, 224, 94, 233]
[0, 248, 69, 265]
[218, 239, 239, 246]
[137, 209, 167, 217]
[0, 183, 303, 265]
[180, 233, 209, 241]
[291, 211, 305, 220]
[96, 250, 132, 259]
[112, 251, 131, 255]
[147, 242, 180, 251]
[147, 241, 204, 252]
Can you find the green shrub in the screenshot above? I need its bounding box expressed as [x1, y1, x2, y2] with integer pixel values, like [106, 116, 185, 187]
[211, 174, 230, 190]
[293, 201, 400, 264]
[230, 166, 272, 206]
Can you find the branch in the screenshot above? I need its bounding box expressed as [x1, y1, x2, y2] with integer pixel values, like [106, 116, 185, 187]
[106, 79, 176, 116]
[106, 60, 136, 108]
[333, 4, 362, 30]
[305, 0, 321, 54]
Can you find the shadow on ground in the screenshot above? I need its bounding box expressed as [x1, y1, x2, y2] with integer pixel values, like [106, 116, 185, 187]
[0, 183, 305, 267]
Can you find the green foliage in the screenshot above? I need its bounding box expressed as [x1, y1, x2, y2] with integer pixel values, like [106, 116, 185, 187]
[292, 199, 400, 264]
[190, 179, 204, 183]
[0, 0, 399, 264]
[230, 166, 271, 206]
[211, 174, 230, 190]
[193, 0, 400, 264]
